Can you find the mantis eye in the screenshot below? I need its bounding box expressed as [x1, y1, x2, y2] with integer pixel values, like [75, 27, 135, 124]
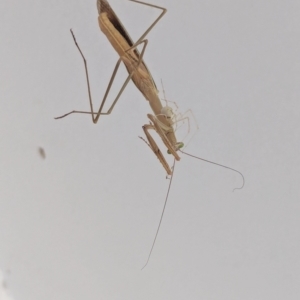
[167, 142, 184, 154]
[177, 142, 184, 149]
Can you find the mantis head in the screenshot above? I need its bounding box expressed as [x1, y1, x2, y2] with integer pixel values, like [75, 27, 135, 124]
[161, 106, 174, 119]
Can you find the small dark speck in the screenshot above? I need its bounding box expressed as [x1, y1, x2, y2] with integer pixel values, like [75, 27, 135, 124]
[38, 147, 46, 159]
[2, 280, 7, 289]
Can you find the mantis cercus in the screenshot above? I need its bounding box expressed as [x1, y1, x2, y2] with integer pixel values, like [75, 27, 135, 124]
[55, 0, 244, 268]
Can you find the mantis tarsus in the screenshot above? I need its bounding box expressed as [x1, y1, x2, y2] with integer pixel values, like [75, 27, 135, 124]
[55, 0, 244, 268]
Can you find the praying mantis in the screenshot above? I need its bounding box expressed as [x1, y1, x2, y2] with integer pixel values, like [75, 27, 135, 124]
[56, 0, 185, 175]
[56, 0, 244, 268]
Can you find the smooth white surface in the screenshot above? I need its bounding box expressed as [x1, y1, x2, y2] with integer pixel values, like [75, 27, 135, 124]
[1, 0, 300, 299]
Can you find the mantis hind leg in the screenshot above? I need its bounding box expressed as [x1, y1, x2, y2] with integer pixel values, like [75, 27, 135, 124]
[55, 32, 149, 122]
[141, 124, 172, 175]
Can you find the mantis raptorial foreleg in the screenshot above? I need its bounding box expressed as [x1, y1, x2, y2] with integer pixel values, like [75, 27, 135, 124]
[142, 124, 172, 175]
[55, 0, 167, 121]
[147, 114, 180, 159]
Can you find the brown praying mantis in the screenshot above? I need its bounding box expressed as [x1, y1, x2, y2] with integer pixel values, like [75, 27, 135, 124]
[56, 0, 184, 175]
[55, 0, 244, 268]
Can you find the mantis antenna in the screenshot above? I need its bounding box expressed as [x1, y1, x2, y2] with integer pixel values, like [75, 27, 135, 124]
[180, 150, 245, 192]
[141, 157, 176, 270]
